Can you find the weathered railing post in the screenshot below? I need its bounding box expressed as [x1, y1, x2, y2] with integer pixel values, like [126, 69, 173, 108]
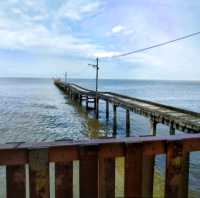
[126, 109, 130, 136]
[29, 149, 49, 198]
[106, 100, 109, 121]
[125, 143, 143, 197]
[142, 118, 157, 197]
[113, 104, 117, 135]
[99, 158, 115, 198]
[167, 122, 189, 198]
[55, 162, 73, 198]
[79, 146, 98, 198]
[165, 141, 189, 198]
[7, 165, 26, 198]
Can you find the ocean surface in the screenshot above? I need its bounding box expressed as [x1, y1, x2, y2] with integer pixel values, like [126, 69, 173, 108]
[0, 78, 200, 196]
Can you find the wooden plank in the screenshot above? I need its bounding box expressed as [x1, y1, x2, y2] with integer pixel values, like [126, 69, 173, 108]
[183, 138, 200, 152]
[165, 141, 189, 198]
[49, 146, 78, 162]
[79, 146, 98, 198]
[143, 140, 165, 155]
[0, 150, 27, 165]
[55, 162, 73, 198]
[7, 165, 26, 198]
[99, 158, 115, 198]
[99, 144, 124, 158]
[125, 143, 143, 197]
[29, 149, 49, 198]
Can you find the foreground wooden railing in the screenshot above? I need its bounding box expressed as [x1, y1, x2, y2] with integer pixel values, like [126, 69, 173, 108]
[1, 134, 200, 198]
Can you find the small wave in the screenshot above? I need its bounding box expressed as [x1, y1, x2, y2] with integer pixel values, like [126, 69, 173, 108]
[31, 103, 58, 109]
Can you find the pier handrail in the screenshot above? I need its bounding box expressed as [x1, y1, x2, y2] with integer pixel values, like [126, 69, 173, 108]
[2, 133, 200, 198]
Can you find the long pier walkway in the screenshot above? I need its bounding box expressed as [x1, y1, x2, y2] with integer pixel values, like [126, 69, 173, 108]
[54, 80, 200, 135]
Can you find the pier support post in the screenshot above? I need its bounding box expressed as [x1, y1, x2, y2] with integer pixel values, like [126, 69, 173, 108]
[79, 95, 82, 105]
[106, 100, 109, 121]
[86, 96, 89, 110]
[126, 109, 130, 136]
[142, 118, 157, 197]
[113, 104, 117, 135]
[95, 98, 99, 119]
[169, 122, 175, 135]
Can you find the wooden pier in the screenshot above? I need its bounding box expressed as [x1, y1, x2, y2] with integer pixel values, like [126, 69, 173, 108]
[54, 80, 200, 135]
[1, 134, 200, 198]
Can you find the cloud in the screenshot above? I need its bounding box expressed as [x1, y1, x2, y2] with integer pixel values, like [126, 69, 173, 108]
[94, 51, 119, 58]
[0, 0, 110, 58]
[56, 0, 103, 21]
[111, 25, 125, 34]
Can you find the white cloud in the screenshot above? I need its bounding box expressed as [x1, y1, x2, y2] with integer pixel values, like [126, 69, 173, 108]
[56, 0, 103, 21]
[107, 25, 134, 37]
[0, 0, 111, 58]
[111, 25, 125, 34]
[94, 51, 119, 58]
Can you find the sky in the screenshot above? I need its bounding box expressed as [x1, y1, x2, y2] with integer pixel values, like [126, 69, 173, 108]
[0, 0, 200, 80]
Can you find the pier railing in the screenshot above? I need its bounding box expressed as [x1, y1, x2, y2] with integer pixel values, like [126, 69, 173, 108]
[1, 134, 200, 198]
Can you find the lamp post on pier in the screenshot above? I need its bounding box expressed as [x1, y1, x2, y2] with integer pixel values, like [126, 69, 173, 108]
[88, 57, 99, 119]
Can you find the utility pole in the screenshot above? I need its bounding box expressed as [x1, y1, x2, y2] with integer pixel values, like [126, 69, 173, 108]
[88, 57, 99, 119]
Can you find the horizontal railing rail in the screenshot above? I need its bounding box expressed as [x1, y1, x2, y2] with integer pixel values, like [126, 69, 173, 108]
[1, 133, 200, 198]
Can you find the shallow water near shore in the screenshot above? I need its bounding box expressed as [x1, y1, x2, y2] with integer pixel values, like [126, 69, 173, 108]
[0, 78, 200, 197]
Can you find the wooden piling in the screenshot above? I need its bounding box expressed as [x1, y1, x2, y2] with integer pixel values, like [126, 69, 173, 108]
[170, 122, 175, 135]
[126, 109, 130, 136]
[95, 98, 99, 119]
[106, 100, 109, 121]
[113, 105, 117, 135]
[79, 95, 82, 105]
[86, 96, 89, 110]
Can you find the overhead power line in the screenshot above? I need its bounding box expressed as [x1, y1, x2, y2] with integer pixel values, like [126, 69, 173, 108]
[108, 31, 200, 58]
